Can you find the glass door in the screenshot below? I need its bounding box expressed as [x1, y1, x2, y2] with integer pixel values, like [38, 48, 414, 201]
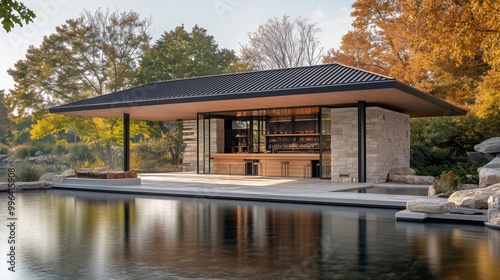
[197, 113, 211, 174]
[252, 117, 266, 153]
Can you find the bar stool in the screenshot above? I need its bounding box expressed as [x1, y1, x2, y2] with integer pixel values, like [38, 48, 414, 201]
[244, 159, 254, 176]
[254, 161, 265, 176]
[303, 163, 312, 178]
[281, 161, 289, 177]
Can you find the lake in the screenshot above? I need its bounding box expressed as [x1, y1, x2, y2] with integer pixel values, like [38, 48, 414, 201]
[1, 189, 499, 279]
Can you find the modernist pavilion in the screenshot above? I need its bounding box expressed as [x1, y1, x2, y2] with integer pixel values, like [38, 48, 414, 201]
[49, 63, 465, 183]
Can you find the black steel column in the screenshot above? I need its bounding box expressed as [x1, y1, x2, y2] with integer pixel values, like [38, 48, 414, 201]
[358, 101, 366, 183]
[123, 113, 130, 172]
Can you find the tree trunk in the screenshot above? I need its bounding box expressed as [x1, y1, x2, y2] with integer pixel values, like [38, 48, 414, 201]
[106, 143, 114, 170]
[170, 147, 178, 166]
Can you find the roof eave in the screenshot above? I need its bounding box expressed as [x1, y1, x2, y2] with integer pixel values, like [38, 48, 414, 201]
[394, 81, 467, 116]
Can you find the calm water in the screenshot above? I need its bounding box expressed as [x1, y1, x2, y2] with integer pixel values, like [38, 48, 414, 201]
[345, 186, 429, 196]
[1, 190, 499, 280]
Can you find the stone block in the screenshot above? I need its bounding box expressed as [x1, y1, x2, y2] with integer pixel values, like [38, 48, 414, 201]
[448, 184, 500, 209]
[407, 199, 456, 214]
[474, 137, 500, 154]
[479, 168, 500, 188]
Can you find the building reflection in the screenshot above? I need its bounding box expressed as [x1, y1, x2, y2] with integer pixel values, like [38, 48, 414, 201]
[12, 191, 500, 279]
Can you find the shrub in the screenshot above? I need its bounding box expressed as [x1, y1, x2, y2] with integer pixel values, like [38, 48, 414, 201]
[434, 171, 463, 195]
[78, 158, 107, 169]
[30, 141, 54, 155]
[50, 140, 69, 155]
[0, 143, 9, 154]
[66, 143, 96, 165]
[10, 145, 37, 159]
[14, 161, 43, 182]
[130, 138, 170, 172]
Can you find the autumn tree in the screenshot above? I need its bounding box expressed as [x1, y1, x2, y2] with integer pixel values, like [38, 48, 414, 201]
[0, 0, 35, 32]
[324, 0, 500, 174]
[240, 15, 323, 70]
[324, 0, 498, 109]
[136, 24, 242, 165]
[6, 8, 152, 169]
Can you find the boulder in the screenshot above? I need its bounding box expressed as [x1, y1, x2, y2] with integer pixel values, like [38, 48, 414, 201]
[0, 181, 50, 191]
[388, 167, 416, 176]
[489, 195, 500, 206]
[489, 195, 500, 225]
[478, 168, 500, 188]
[463, 184, 479, 190]
[389, 174, 434, 185]
[467, 152, 493, 165]
[474, 137, 500, 154]
[448, 183, 500, 209]
[406, 199, 456, 214]
[428, 185, 437, 196]
[491, 217, 500, 225]
[34, 150, 45, 156]
[480, 156, 500, 170]
[60, 169, 75, 176]
[39, 172, 59, 182]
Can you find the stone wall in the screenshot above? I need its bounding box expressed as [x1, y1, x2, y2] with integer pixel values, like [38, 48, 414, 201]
[182, 119, 225, 172]
[182, 120, 197, 171]
[331, 107, 410, 183]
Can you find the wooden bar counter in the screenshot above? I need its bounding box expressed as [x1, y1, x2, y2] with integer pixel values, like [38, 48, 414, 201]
[211, 153, 320, 177]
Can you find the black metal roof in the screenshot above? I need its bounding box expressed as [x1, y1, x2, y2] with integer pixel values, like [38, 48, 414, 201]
[49, 63, 395, 112]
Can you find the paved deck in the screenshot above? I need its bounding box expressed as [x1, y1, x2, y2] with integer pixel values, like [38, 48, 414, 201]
[52, 172, 433, 209]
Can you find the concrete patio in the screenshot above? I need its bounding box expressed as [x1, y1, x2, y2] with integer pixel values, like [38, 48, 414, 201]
[52, 171, 434, 209]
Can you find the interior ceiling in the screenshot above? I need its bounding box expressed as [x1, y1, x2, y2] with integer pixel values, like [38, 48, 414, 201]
[58, 88, 463, 121]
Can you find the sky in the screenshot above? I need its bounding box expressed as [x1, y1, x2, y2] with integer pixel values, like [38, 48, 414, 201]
[0, 0, 355, 92]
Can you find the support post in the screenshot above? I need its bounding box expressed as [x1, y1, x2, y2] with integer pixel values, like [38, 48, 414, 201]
[358, 101, 366, 183]
[123, 113, 130, 172]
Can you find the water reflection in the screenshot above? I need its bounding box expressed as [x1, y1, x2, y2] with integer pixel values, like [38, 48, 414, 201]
[0, 190, 499, 279]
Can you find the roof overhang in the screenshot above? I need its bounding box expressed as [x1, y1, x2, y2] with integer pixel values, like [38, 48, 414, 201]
[49, 80, 466, 121]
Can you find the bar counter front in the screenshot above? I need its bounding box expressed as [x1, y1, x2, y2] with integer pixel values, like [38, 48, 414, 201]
[211, 153, 321, 177]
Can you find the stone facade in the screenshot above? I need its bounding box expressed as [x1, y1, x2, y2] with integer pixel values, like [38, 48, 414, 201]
[182, 119, 224, 172]
[184, 107, 410, 181]
[331, 107, 410, 183]
[182, 120, 197, 171]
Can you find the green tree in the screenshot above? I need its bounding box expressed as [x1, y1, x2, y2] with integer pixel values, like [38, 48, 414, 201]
[137, 24, 241, 165]
[136, 24, 237, 84]
[0, 90, 15, 144]
[6, 8, 152, 169]
[0, 0, 35, 32]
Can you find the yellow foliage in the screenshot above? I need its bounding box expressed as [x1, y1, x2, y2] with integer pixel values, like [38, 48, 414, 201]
[475, 70, 500, 119]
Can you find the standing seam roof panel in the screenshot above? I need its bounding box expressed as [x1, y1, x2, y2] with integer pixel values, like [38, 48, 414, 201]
[49, 63, 399, 111]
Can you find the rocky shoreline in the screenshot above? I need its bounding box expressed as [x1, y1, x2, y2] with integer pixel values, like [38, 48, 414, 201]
[0, 181, 52, 191]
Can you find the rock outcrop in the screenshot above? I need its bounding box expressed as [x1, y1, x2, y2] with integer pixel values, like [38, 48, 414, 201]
[39, 172, 59, 182]
[406, 199, 456, 214]
[478, 157, 500, 188]
[0, 181, 51, 191]
[474, 137, 500, 154]
[448, 183, 500, 209]
[488, 195, 500, 225]
[467, 152, 494, 165]
[388, 167, 434, 184]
